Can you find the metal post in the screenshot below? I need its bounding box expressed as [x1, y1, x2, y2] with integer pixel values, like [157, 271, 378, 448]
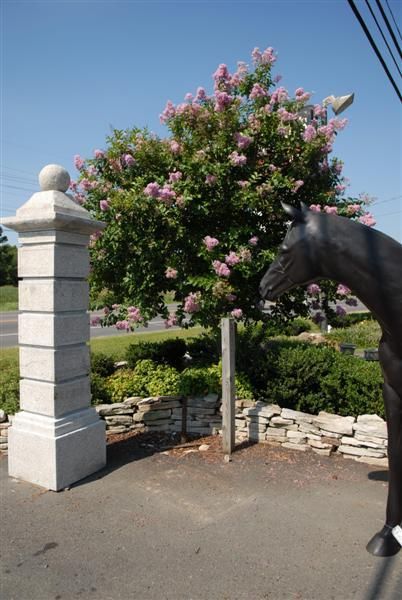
[221, 317, 236, 454]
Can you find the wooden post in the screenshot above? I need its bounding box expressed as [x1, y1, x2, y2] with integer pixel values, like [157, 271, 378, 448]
[221, 317, 236, 455]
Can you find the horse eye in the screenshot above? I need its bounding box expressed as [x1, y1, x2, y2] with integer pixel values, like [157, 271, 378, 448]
[281, 244, 289, 253]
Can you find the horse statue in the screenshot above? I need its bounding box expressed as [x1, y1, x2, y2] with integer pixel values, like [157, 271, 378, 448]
[259, 202, 402, 557]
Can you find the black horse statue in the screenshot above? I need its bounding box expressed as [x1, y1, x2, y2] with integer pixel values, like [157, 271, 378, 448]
[260, 202, 402, 557]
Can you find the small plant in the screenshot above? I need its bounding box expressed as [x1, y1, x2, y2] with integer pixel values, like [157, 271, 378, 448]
[0, 365, 20, 415]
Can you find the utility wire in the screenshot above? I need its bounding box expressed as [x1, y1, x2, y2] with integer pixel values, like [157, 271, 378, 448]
[365, 0, 402, 77]
[347, 0, 402, 102]
[375, 0, 402, 58]
[385, 0, 402, 41]
[372, 194, 402, 206]
[375, 209, 402, 216]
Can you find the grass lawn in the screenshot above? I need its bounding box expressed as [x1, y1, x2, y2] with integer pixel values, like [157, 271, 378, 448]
[0, 327, 204, 371]
[90, 326, 204, 360]
[0, 286, 18, 311]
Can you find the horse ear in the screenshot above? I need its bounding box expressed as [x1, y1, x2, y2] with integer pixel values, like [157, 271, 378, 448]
[300, 201, 309, 214]
[281, 202, 305, 222]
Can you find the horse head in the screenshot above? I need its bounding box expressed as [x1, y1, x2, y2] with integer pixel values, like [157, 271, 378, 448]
[259, 202, 321, 300]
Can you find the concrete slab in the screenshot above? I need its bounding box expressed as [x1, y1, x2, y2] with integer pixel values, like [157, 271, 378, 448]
[1, 435, 401, 600]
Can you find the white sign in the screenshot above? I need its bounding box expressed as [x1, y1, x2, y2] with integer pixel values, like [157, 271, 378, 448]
[392, 525, 402, 546]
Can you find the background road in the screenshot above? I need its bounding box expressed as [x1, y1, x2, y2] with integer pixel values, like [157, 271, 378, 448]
[0, 310, 181, 349]
[0, 300, 368, 349]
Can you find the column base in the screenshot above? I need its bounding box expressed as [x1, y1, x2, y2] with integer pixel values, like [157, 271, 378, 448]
[8, 408, 106, 491]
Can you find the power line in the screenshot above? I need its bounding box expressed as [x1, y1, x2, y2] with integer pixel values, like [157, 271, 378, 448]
[0, 174, 38, 186]
[385, 0, 402, 41]
[365, 0, 402, 77]
[375, 209, 402, 216]
[347, 0, 402, 102]
[375, 0, 402, 59]
[1, 184, 38, 193]
[2, 166, 37, 177]
[372, 194, 402, 206]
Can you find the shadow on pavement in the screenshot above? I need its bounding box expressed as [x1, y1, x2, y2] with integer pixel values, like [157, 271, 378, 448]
[368, 470, 389, 482]
[364, 555, 402, 600]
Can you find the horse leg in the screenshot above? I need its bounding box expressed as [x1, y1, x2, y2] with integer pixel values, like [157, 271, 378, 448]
[366, 381, 402, 556]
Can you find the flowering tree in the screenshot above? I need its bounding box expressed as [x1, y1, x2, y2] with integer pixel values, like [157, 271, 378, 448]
[72, 47, 375, 331]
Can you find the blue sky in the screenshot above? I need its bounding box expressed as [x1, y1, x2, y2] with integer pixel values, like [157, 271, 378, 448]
[2, 0, 401, 246]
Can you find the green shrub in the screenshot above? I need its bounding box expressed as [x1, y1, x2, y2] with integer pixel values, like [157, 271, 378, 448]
[235, 372, 255, 400]
[0, 365, 20, 415]
[125, 342, 159, 369]
[185, 334, 220, 367]
[126, 338, 187, 370]
[91, 352, 116, 377]
[90, 372, 112, 405]
[327, 320, 381, 348]
[105, 360, 181, 402]
[264, 341, 384, 418]
[179, 365, 221, 397]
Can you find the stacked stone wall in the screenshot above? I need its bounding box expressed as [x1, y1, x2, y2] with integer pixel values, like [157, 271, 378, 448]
[1, 397, 388, 467]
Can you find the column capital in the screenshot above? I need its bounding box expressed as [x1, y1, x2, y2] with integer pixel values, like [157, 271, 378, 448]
[1, 164, 105, 236]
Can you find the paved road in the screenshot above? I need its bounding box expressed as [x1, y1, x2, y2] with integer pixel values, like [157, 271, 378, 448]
[0, 301, 368, 349]
[1, 439, 401, 600]
[0, 311, 180, 349]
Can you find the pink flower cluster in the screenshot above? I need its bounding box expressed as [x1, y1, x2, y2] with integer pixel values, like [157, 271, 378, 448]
[144, 182, 176, 205]
[74, 154, 85, 170]
[359, 212, 376, 227]
[127, 306, 142, 323]
[169, 171, 182, 183]
[346, 204, 362, 215]
[234, 132, 253, 149]
[295, 87, 311, 103]
[270, 86, 289, 105]
[313, 104, 327, 119]
[229, 151, 247, 166]
[184, 292, 201, 313]
[309, 204, 321, 212]
[123, 154, 135, 167]
[205, 174, 216, 185]
[94, 149, 105, 159]
[165, 267, 178, 279]
[116, 320, 130, 331]
[164, 314, 178, 328]
[170, 140, 181, 154]
[337, 284, 351, 296]
[324, 206, 338, 215]
[302, 125, 317, 142]
[203, 236, 219, 251]
[214, 90, 232, 112]
[292, 180, 304, 193]
[160, 100, 176, 123]
[307, 283, 321, 295]
[99, 199, 110, 212]
[249, 83, 267, 99]
[225, 251, 240, 266]
[248, 236, 258, 246]
[277, 108, 298, 122]
[213, 260, 231, 277]
[231, 308, 243, 319]
[251, 47, 276, 66]
[80, 179, 97, 192]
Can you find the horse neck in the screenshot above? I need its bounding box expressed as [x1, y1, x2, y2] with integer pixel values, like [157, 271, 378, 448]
[311, 214, 401, 333]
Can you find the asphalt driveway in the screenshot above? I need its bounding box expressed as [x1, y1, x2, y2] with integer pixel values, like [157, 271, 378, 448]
[1, 434, 401, 600]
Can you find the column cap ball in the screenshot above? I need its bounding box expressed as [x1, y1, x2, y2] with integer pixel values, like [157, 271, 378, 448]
[39, 164, 71, 192]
